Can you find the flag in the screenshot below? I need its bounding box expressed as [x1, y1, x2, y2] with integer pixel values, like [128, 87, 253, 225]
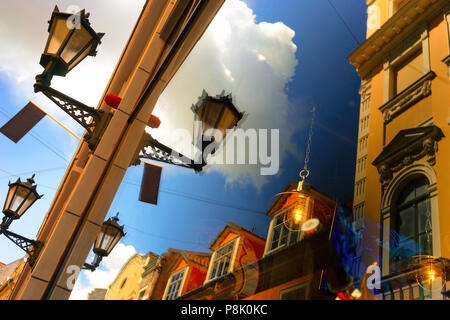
[0, 102, 46, 143]
[139, 163, 162, 205]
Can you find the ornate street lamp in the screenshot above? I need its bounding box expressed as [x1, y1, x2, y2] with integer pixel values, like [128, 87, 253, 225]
[83, 213, 125, 271]
[192, 90, 244, 154]
[131, 90, 244, 172]
[2, 175, 42, 222]
[34, 6, 110, 150]
[0, 175, 43, 266]
[38, 6, 104, 79]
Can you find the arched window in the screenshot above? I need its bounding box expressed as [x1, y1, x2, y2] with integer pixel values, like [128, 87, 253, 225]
[390, 176, 432, 273]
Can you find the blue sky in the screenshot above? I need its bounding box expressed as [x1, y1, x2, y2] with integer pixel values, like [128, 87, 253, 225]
[0, 0, 367, 298]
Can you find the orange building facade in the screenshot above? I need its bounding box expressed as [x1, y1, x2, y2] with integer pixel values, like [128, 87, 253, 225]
[349, 0, 450, 299]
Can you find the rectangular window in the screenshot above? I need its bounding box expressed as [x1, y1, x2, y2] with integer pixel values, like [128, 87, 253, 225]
[164, 268, 186, 300]
[279, 282, 310, 300]
[394, 49, 423, 95]
[268, 213, 299, 253]
[208, 239, 237, 281]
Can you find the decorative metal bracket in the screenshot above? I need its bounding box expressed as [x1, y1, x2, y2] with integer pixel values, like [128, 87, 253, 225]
[0, 227, 43, 266]
[34, 77, 112, 150]
[130, 133, 205, 172]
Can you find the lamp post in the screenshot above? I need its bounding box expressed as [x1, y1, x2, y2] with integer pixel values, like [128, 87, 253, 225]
[0, 175, 43, 266]
[83, 213, 125, 271]
[33, 6, 109, 150]
[131, 90, 244, 172]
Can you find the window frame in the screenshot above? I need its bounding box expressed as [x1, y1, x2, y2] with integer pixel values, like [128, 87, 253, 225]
[380, 164, 441, 277]
[205, 237, 239, 283]
[163, 266, 188, 300]
[383, 27, 430, 104]
[389, 176, 432, 273]
[278, 280, 311, 300]
[264, 206, 301, 256]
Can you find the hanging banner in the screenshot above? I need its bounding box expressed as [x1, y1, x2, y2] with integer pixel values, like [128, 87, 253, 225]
[139, 162, 163, 205]
[0, 102, 46, 143]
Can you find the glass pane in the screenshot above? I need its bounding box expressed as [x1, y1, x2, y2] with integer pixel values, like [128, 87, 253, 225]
[280, 226, 288, 246]
[100, 226, 115, 252]
[3, 185, 17, 212]
[398, 206, 415, 238]
[396, 237, 416, 260]
[46, 17, 71, 54]
[61, 25, 91, 65]
[272, 227, 280, 242]
[217, 261, 224, 277]
[288, 231, 299, 245]
[418, 233, 432, 255]
[414, 179, 428, 198]
[9, 186, 30, 214]
[67, 42, 93, 71]
[106, 231, 122, 255]
[417, 199, 430, 234]
[275, 216, 284, 226]
[16, 192, 37, 217]
[210, 267, 217, 279]
[397, 183, 415, 205]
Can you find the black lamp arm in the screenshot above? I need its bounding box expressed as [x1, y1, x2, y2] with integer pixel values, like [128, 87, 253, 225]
[33, 76, 112, 150]
[0, 226, 43, 266]
[131, 133, 205, 172]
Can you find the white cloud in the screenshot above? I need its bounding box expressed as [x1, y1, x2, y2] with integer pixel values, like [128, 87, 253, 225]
[151, 0, 299, 190]
[0, 0, 299, 191]
[69, 242, 136, 300]
[0, 0, 145, 133]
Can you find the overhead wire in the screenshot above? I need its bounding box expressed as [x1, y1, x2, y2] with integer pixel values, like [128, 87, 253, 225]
[122, 178, 267, 216]
[326, 0, 361, 46]
[0, 106, 72, 163]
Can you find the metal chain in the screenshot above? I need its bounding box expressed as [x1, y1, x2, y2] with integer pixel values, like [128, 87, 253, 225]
[299, 106, 316, 181]
[425, 196, 432, 245]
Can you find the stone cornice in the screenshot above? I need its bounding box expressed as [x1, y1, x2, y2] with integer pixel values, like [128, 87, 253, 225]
[372, 126, 444, 187]
[348, 0, 448, 78]
[380, 71, 436, 123]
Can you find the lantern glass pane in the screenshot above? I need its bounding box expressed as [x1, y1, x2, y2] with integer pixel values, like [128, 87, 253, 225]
[99, 225, 115, 252]
[9, 186, 31, 216]
[61, 25, 92, 65]
[215, 107, 240, 138]
[16, 192, 37, 218]
[107, 231, 122, 256]
[200, 101, 225, 133]
[67, 42, 94, 71]
[3, 185, 17, 212]
[95, 223, 122, 256]
[45, 17, 71, 55]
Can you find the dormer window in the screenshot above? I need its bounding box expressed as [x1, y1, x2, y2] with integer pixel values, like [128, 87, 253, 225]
[207, 238, 238, 281]
[267, 212, 300, 254]
[163, 267, 187, 300]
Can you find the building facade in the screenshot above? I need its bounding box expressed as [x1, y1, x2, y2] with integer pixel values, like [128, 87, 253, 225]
[0, 259, 25, 300]
[104, 253, 148, 300]
[148, 249, 211, 300]
[349, 0, 450, 299]
[180, 184, 356, 300]
[87, 288, 107, 300]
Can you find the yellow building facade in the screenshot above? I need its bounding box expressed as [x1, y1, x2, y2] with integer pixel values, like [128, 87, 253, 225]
[0, 259, 25, 300]
[104, 254, 148, 300]
[349, 0, 450, 299]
